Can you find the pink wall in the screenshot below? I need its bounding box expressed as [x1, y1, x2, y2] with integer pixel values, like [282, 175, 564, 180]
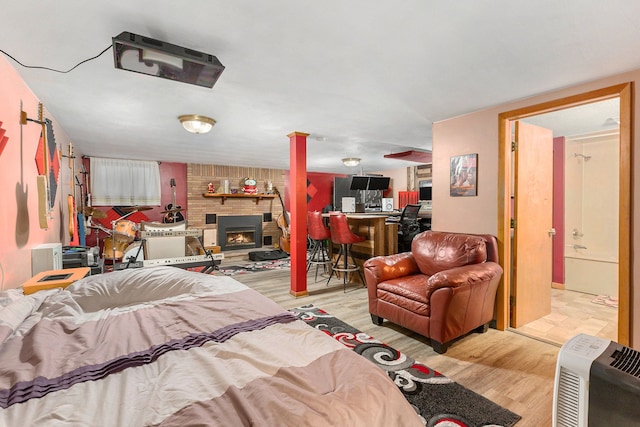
[552, 137, 565, 284]
[432, 68, 640, 347]
[0, 56, 82, 290]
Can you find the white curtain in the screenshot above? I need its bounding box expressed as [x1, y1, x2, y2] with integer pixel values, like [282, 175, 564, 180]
[90, 157, 161, 206]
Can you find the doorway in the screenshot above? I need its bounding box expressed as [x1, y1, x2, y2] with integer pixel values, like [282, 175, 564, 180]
[512, 102, 620, 345]
[497, 83, 631, 346]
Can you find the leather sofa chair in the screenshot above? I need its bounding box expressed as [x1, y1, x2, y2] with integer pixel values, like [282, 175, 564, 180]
[363, 231, 503, 353]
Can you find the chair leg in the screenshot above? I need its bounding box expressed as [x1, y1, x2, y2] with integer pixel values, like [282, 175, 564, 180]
[320, 240, 329, 273]
[475, 323, 489, 334]
[348, 244, 366, 286]
[306, 239, 318, 272]
[431, 340, 449, 354]
[370, 314, 384, 325]
[314, 240, 329, 282]
[314, 241, 322, 282]
[326, 245, 343, 285]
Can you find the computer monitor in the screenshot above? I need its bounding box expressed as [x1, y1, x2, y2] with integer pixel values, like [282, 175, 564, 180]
[368, 177, 390, 190]
[419, 186, 432, 201]
[350, 176, 370, 190]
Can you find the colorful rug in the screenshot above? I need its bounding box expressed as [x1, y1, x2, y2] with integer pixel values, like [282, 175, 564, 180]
[217, 258, 290, 276]
[591, 294, 619, 308]
[289, 305, 521, 427]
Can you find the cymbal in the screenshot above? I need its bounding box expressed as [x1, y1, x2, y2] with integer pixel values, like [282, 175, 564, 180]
[121, 206, 153, 213]
[88, 224, 112, 234]
[82, 206, 107, 219]
[161, 207, 184, 214]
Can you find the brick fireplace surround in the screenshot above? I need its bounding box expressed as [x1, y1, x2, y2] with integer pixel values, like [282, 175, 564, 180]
[187, 164, 286, 251]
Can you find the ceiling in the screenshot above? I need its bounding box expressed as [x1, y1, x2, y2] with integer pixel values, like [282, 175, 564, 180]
[2, 1, 639, 174]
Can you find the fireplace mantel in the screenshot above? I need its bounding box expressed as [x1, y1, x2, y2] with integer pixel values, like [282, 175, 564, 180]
[202, 193, 276, 205]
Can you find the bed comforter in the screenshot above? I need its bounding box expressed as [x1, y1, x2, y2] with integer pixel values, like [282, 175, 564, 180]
[0, 267, 422, 426]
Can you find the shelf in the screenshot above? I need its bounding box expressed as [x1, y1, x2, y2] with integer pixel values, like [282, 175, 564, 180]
[202, 193, 277, 205]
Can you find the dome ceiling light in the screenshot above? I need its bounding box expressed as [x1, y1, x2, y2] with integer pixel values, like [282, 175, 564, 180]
[342, 157, 361, 167]
[179, 115, 216, 134]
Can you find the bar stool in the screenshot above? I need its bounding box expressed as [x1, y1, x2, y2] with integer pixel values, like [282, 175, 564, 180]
[306, 211, 332, 282]
[327, 212, 366, 292]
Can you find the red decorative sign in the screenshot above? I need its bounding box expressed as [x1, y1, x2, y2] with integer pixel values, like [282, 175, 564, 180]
[0, 122, 8, 158]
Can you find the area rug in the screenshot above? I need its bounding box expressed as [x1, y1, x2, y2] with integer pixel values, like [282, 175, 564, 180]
[217, 258, 290, 276]
[591, 294, 619, 308]
[289, 305, 521, 427]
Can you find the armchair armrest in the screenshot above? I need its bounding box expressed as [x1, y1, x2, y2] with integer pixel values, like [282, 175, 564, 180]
[363, 252, 420, 285]
[426, 262, 503, 297]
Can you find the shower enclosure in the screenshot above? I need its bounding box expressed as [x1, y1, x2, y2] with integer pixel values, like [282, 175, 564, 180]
[564, 130, 619, 297]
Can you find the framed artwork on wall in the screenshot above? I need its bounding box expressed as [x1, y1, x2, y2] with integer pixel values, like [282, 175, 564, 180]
[450, 153, 477, 197]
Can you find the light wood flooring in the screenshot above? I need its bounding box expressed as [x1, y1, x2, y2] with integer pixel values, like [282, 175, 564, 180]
[513, 288, 618, 346]
[217, 257, 559, 427]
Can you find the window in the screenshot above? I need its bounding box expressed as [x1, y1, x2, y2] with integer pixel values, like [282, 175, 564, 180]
[90, 157, 161, 206]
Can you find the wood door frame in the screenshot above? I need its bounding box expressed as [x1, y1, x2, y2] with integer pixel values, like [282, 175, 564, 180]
[497, 83, 632, 346]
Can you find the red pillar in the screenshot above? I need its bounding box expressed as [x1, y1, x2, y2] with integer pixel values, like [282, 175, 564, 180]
[288, 131, 309, 297]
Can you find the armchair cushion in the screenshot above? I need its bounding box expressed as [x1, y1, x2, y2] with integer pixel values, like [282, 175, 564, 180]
[412, 231, 487, 277]
[378, 274, 430, 316]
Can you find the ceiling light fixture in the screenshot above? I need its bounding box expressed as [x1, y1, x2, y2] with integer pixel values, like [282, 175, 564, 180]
[179, 115, 216, 134]
[342, 157, 361, 167]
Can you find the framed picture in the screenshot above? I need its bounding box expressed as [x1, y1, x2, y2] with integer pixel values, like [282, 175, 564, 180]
[450, 153, 477, 197]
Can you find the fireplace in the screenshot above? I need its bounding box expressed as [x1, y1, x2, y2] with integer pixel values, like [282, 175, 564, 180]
[218, 215, 263, 251]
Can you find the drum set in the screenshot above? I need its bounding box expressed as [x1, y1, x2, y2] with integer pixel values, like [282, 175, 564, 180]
[88, 206, 152, 266]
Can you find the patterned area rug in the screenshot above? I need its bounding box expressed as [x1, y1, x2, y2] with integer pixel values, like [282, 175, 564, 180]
[289, 305, 521, 427]
[217, 259, 290, 275]
[591, 294, 618, 308]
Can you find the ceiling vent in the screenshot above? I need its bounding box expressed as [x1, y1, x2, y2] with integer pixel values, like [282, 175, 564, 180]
[112, 31, 225, 88]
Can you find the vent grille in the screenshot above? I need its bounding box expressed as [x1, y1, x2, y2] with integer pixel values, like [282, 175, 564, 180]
[610, 347, 640, 377]
[184, 48, 203, 58]
[556, 367, 580, 427]
[141, 36, 163, 47]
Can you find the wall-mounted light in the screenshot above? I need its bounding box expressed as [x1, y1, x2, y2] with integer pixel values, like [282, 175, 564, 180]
[178, 115, 216, 134]
[342, 157, 361, 167]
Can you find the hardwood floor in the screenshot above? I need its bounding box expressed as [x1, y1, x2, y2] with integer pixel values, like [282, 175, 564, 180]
[219, 263, 559, 427]
[514, 288, 618, 346]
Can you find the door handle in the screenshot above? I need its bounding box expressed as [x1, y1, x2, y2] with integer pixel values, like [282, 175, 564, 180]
[548, 228, 556, 237]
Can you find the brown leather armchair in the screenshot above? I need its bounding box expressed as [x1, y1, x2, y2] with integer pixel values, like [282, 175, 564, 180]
[363, 231, 503, 354]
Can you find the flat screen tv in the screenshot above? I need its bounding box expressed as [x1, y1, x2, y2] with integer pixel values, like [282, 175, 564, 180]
[368, 177, 390, 191]
[350, 176, 370, 190]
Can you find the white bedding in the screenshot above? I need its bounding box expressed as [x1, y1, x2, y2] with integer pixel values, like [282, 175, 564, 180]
[0, 267, 422, 426]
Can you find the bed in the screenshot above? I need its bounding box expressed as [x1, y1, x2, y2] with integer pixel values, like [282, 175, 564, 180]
[0, 267, 422, 426]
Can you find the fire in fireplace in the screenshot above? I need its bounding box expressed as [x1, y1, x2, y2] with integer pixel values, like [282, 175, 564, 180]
[226, 228, 255, 247]
[218, 215, 262, 251]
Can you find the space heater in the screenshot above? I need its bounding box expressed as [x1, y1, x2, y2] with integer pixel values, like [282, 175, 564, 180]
[553, 334, 640, 426]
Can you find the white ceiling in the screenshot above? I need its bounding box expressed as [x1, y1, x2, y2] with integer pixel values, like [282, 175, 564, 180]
[2, 1, 638, 174]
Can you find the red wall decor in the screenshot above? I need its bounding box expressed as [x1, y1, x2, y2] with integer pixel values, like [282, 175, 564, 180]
[34, 120, 60, 211]
[284, 170, 349, 213]
[0, 122, 8, 158]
